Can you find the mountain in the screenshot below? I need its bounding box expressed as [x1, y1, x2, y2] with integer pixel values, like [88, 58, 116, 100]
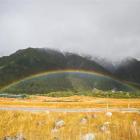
[0, 47, 140, 90]
[0, 48, 109, 88]
[2, 71, 135, 94]
[114, 57, 140, 86]
[93, 56, 140, 87]
[65, 53, 108, 72]
[93, 57, 117, 73]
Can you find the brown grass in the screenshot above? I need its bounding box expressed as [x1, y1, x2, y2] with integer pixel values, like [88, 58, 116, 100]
[0, 96, 140, 139]
[0, 111, 140, 140]
[0, 96, 140, 108]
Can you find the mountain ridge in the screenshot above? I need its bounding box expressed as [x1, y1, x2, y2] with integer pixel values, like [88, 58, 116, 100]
[0, 47, 140, 89]
[0, 47, 109, 88]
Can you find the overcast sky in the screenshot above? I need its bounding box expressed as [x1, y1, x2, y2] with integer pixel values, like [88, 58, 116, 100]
[0, 0, 140, 60]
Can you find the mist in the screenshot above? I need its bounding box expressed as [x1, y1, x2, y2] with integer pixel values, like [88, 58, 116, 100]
[0, 0, 140, 60]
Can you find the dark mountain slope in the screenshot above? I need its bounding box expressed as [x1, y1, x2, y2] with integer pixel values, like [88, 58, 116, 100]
[93, 57, 117, 73]
[3, 72, 134, 94]
[0, 48, 109, 88]
[65, 53, 108, 72]
[93, 57, 140, 86]
[0, 48, 67, 88]
[114, 58, 140, 85]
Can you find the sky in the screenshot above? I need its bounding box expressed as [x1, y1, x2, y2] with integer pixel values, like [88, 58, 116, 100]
[0, 0, 140, 60]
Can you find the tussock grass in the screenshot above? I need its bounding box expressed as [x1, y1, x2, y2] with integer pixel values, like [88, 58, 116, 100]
[0, 111, 140, 140]
[0, 96, 140, 108]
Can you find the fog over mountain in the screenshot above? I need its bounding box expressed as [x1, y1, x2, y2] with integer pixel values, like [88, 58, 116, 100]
[0, 0, 140, 60]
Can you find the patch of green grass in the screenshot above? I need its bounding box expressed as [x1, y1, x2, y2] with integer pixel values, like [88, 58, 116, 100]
[33, 90, 140, 98]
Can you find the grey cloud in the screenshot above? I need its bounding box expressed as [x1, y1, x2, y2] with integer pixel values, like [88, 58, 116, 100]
[0, 0, 140, 60]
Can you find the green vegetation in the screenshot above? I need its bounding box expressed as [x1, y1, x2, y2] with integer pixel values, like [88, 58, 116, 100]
[0, 93, 28, 98]
[1, 71, 137, 98]
[0, 48, 140, 98]
[114, 58, 140, 84]
[40, 90, 140, 98]
[0, 90, 140, 98]
[0, 48, 108, 88]
[0, 47, 140, 91]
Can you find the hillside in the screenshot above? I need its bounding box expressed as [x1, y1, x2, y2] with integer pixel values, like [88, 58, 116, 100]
[2, 71, 135, 94]
[0, 48, 109, 88]
[114, 58, 140, 86]
[0, 47, 140, 91]
[94, 57, 140, 87]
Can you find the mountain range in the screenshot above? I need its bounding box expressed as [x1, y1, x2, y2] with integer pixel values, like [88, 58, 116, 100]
[0, 47, 140, 89]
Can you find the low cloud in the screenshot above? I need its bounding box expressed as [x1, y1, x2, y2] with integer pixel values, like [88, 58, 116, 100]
[0, 0, 140, 60]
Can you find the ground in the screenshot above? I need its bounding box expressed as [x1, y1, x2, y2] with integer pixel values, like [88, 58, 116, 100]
[0, 111, 140, 140]
[0, 95, 140, 108]
[0, 96, 140, 140]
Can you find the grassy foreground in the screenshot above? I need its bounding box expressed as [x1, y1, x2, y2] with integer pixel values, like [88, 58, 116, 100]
[0, 96, 140, 140]
[0, 95, 140, 108]
[0, 111, 140, 140]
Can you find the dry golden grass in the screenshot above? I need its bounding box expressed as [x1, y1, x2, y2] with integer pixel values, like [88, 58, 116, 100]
[0, 111, 140, 140]
[0, 96, 140, 108]
[0, 96, 140, 139]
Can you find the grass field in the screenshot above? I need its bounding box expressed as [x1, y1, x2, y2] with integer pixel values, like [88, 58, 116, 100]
[0, 95, 140, 108]
[0, 95, 140, 140]
[0, 111, 140, 140]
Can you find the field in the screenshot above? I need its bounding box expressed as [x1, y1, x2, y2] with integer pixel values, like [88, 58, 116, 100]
[0, 111, 140, 140]
[0, 95, 140, 140]
[0, 95, 140, 108]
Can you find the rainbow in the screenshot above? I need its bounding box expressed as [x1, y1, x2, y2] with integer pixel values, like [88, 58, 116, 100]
[1, 69, 134, 91]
